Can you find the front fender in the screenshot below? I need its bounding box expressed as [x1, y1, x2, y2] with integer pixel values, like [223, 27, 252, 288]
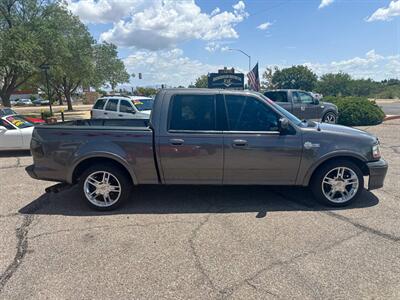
[299, 150, 367, 186]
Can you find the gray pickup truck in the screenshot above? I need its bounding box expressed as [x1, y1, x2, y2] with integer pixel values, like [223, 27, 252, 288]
[264, 89, 338, 123]
[26, 88, 387, 210]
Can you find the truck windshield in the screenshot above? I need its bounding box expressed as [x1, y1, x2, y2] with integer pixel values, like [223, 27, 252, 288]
[5, 116, 33, 129]
[258, 93, 305, 127]
[132, 99, 154, 111]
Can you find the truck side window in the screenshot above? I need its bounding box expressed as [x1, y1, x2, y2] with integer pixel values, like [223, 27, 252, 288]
[225, 95, 279, 131]
[93, 98, 107, 109]
[295, 92, 314, 104]
[105, 99, 118, 111]
[169, 94, 216, 131]
[265, 92, 288, 103]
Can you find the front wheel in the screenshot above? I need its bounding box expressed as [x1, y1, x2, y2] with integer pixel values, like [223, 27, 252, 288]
[79, 164, 132, 210]
[322, 111, 337, 124]
[311, 160, 364, 207]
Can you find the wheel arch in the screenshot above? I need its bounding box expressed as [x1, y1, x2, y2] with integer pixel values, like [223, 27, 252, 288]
[69, 154, 137, 185]
[303, 154, 369, 186]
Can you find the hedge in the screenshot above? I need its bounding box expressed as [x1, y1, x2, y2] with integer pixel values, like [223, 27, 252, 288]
[323, 96, 385, 126]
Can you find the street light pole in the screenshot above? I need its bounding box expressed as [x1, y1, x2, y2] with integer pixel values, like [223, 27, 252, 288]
[228, 48, 251, 71]
[39, 64, 53, 116]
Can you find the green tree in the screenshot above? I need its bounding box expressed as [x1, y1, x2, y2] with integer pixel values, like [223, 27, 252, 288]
[0, 0, 54, 107]
[41, 6, 94, 111]
[349, 79, 379, 97]
[135, 87, 158, 97]
[194, 75, 208, 88]
[271, 65, 317, 91]
[93, 42, 130, 91]
[316, 72, 352, 96]
[261, 66, 278, 90]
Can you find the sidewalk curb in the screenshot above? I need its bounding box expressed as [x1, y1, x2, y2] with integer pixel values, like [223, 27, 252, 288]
[384, 115, 400, 121]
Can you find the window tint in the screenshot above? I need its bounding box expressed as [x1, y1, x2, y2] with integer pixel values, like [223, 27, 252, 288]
[169, 94, 216, 131]
[119, 100, 133, 113]
[93, 98, 107, 109]
[1, 119, 15, 130]
[265, 91, 288, 103]
[225, 95, 279, 131]
[105, 99, 118, 111]
[294, 92, 314, 104]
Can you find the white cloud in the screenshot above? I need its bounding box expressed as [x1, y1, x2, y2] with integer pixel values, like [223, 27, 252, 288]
[303, 50, 400, 80]
[367, 0, 400, 22]
[99, 0, 248, 50]
[204, 42, 230, 52]
[123, 48, 221, 86]
[66, 0, 148, 24]
[257, 22, 272, 30]
[319, 0, 334, 9]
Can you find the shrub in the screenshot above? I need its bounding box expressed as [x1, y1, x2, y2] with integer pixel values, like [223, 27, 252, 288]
[324, 96, 385, 126]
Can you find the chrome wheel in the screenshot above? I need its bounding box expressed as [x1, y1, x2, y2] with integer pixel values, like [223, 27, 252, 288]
[323, 112, 336, 124]
[321, 167, 359, 203]
[83, 171, 121, 207]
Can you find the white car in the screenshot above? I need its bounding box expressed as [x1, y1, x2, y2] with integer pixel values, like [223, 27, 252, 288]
[0, 115, 34, 150]
[15, 98, 33, 106]
[91, 96, 153, 119]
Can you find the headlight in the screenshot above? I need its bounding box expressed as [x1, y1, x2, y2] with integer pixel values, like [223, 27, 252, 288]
[372, 144, 381, 159]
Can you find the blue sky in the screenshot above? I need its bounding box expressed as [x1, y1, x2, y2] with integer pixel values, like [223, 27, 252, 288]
[67, 0, 400, 87]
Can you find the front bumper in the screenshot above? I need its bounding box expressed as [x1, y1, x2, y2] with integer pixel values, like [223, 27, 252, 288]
[367, 158, 388, 190]
[25, 165, 38, 180]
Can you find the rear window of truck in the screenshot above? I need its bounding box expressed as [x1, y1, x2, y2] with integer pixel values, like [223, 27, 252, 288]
[264, 91, 288, 103]
[169, 94, 216, 131]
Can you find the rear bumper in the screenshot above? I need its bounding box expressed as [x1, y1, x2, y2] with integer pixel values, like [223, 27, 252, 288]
[25, 165, 38, 179]
[25, 165, 65, 183]
[367, 159, 388, 190]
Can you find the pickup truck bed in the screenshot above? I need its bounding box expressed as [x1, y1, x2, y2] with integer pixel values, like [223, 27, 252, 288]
[29, 118, 159, 185]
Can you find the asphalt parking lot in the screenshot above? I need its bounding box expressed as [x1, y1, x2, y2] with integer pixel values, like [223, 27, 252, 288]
[0, 120, 399, 299]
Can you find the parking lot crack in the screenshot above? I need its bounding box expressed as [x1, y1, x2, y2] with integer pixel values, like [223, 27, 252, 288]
[188, 213, 216, 292]
[276, 191, 400, 243]
[217, 231, 362, 299]
[0, 215, 34, 293]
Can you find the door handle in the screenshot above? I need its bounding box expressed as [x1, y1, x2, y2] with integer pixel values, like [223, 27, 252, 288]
[104, 112, 108, 115]
[170, 138, 184, 146]
[232, 139, 248, 147]
[118, 114, 123, 117]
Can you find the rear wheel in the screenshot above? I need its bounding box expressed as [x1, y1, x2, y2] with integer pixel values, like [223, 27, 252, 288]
[322, 111, 337, 124]
[79, 164, 131, 210]
[311, 160, 364, 207]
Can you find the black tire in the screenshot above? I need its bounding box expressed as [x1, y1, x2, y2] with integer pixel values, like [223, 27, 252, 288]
[78, 163, 132, 211]
[322, 111, 337, 124]
[310, 160, 364, 207]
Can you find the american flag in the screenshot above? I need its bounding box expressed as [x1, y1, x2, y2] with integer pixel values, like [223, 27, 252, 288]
[247, 63, 260, 91]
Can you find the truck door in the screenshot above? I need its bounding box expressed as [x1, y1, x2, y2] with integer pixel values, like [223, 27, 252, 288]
[158, 93, 223, 184]
[222, 94, 302, 185]
[292, 91, 317, 120]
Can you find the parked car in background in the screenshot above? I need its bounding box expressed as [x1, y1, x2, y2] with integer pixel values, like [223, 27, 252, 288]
[0, 115, 34, 150]
[15, 98, 33, 106]
[10, 100, 18, 106]
[264, 89, 338, 123]
[91, 96, 154, 119]
[27, 89, 387, 211]
[32, 98, 50, 106]
[0, 108, 45, 124]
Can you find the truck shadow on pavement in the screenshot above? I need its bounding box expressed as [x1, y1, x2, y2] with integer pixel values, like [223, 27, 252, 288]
[19, 185, 379, 217]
